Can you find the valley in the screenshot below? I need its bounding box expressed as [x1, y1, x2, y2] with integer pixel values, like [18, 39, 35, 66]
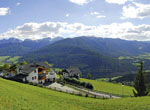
[1, 1, 150, 109]
[0, 37, 150, 110]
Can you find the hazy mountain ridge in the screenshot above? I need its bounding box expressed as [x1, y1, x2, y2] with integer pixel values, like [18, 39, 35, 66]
[0, 37, 64, 56]
[54, 37, 150, 57]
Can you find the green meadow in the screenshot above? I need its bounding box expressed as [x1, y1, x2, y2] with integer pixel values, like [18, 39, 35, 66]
[0, 56, 20, 65]
[81, 78, 134, 96]
[0, 78, 150, 110]
[0, 56, 10, 62]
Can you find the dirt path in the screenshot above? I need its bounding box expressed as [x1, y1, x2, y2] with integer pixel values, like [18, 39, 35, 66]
[46, 83, 120, 98]
[46, 82, 79, 94]
[72, 86, 120, 98]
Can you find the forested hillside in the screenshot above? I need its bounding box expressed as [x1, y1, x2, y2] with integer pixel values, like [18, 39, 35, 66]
[43, 37, 150, 57]
[23, 37, 139, 78]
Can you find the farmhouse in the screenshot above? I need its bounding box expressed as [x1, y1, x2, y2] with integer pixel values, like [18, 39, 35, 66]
[14, 62, 56, 84]
[62, 67, 81, 79]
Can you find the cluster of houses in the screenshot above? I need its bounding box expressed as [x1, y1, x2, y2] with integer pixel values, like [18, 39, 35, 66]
[0, 62, 81, 85]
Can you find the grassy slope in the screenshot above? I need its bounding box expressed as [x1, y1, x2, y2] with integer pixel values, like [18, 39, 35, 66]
[0, 78, 150, 110]
[96, 76, 121, 81]
[81, 78, 133, 96]
[0, 56, 20, 65]
[0, 56, 10, 62]
[7, 56, 21, 63]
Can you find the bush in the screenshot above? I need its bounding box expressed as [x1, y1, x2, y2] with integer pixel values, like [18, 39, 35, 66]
[80, 82, 86, 87]
[85, 94, 88, 97]
[86, 83, 93, 90]
[24, 81, 29, 84]
[77, 92, 83, 96]
[38, 84, 43, 87]
[28, 82, 33, 85]
[33, 83, 38, 86]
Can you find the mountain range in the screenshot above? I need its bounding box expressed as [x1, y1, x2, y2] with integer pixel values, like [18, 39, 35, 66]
[0, 37, 63, 56]
[1, 36, 150, 78]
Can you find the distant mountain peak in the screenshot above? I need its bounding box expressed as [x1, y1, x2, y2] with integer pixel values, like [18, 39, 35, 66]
[0, 38, 22, 44]
[0, 37, 64, 44]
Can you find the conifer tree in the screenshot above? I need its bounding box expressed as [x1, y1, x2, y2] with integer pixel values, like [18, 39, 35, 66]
[133, 61, 149, 97]
[87, 73, 91, 79]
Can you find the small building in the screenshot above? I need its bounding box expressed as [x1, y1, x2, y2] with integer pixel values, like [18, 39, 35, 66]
[0, 72, 4, 77]
[0, 70, 16, 78]
[62, 67, 81, 79]
[14, 62, 56, 84]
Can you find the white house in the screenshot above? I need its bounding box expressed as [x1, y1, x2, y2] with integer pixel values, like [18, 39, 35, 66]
[14, 62, 56, 84]
[46, 69, 56, 82]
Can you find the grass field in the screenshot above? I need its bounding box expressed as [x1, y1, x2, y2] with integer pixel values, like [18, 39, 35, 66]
[7, 56, 21, 63]
[96, 76, 121, 82]
[81, 78, 134, 96]
[118, 53, 150, 67]
[0, 56, 20, 65]
[0, 56, 10, 62]
[0, 78, 150, 110]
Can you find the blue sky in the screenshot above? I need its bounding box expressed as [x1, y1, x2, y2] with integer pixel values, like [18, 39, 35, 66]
[0, 0, 150, 41]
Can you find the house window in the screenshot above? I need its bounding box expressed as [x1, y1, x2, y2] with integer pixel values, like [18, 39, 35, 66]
[35, 76, 36, 79]
[32, 77, 34, 80]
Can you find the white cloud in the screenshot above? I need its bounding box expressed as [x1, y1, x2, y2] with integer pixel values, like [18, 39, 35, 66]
[96, 15, 106, 18]
[69, 0, 93, 5]
[1, 22, 150, 41]
[105, 0, 128, 5]
[0, 8, 9, 16]
[66, 14, 70, 17]
[90, 12, 99, 15]
[122, 2, 150, 19]
[16, 2, 21, 6]
[90, 11, 106, 18]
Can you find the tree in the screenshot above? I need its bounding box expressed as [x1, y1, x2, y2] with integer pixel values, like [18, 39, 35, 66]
[59, 75, 64, 82]
[87, 73, 92, 79]
[0, 66, 3, 71]
[20, 61, 27, 65]
[133, 61, 149, 97]
[45, 61, 53, 67]
[9, 64, 19, 73]
[3, 63, 10, 71]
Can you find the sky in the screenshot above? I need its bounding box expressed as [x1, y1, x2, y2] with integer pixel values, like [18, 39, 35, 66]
[0, 0, 150, 41]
